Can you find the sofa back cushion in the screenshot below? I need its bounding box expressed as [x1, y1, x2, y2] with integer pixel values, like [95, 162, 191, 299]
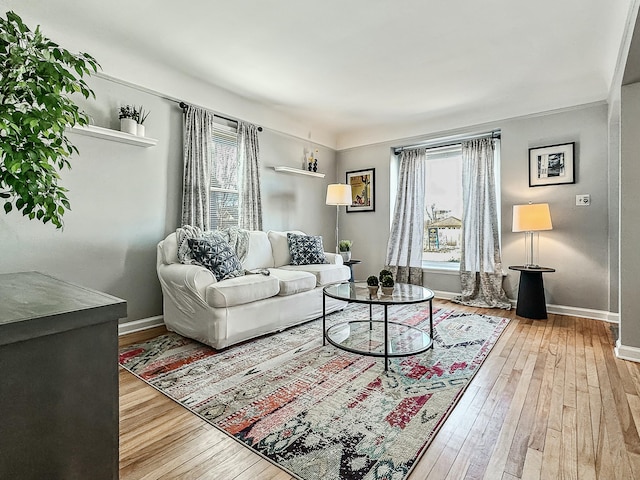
[268, 230, 305, 267]
[242, 231, 275, 270]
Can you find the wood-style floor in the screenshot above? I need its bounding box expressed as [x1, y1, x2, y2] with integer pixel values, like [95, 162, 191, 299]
[118, 300, 640, 479]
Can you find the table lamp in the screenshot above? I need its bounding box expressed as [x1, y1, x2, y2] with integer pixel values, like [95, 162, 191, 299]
[326, 184, 352, 253]
[512, 203, 553, 268]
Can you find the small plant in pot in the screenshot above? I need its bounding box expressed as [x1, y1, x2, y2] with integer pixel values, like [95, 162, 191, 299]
[366, 275, 379, 296]
[378, 269, 393, 283]
[136, 105, 150, 137]
[119, 105, 137, 134]
[339, 240, 352, 262]
[380, 275, 395, 296]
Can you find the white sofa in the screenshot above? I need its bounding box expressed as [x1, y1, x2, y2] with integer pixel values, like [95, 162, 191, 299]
[156, 230, 350, 349]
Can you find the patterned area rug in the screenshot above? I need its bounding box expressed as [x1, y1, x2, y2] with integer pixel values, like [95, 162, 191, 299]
[119, 304, 509, 480]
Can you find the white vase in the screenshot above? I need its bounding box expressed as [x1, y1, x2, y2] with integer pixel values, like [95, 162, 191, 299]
[340, 251, 351, 262]
[136, 123, 145, 137]
[120, 118, 137, 135]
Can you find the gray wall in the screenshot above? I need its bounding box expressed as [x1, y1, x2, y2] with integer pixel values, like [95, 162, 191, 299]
[337, 103, 613, 312]
[0, 76, 337, 323]
[620, 82, 640, 347]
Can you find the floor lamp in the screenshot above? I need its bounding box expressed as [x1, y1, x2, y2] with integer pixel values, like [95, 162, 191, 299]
[512, 203, 553, 268]
[325, 184, 352, 253]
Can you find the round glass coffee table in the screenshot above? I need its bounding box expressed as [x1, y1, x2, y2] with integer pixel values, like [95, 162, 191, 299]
[323, 282, 435, 371]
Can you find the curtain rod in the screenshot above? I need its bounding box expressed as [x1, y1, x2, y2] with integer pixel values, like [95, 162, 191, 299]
[178, 101, 263, 132]
[393, 130, 500, 154]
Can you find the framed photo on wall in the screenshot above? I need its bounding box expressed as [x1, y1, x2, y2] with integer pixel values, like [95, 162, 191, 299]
[528, 142, 575, 187]
[346, 168, 375, 213]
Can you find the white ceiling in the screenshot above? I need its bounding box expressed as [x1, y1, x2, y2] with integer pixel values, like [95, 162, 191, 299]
[2, 0, 636, 148]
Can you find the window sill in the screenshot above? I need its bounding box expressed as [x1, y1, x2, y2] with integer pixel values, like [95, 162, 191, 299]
[422, 262, 460, 275]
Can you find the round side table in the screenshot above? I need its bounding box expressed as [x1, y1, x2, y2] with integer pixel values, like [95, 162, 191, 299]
[509, 265, 555, 319]
[343, 259, 361, 283]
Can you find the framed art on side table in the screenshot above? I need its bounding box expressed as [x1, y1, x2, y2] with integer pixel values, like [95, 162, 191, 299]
[346, 168, 375, 213]
[528, 142, 575, 187]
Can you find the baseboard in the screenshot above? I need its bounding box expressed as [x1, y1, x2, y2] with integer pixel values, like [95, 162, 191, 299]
[433, 290, 618, 323]
[118, 315, 164, 336]
[615, 340, 640, 363]
[546, 304, 619, 323]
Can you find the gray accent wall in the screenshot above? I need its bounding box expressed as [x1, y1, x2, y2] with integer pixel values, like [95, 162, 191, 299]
[0, 76, 337, 323]
[337, 103, 613, 312]
[620, 82, 640, 348]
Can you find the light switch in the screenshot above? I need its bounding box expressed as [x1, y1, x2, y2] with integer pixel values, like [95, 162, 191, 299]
[576, 194, 590, 206]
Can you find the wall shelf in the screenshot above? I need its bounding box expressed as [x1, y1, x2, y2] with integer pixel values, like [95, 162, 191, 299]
[69, 125, 158, 147]
[273, 166, 325, 178]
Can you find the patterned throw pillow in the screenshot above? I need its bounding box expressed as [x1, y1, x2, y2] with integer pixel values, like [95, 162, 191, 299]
[287, 233, 327, 265]
[188, 235, 244, 281]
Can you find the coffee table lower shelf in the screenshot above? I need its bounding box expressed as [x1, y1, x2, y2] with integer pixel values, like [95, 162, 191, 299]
[322, 282, 435, 371]
[325, 320, 433, 369]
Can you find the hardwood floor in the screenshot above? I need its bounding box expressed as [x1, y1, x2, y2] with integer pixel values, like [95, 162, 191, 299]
[118, 300, 640, 479]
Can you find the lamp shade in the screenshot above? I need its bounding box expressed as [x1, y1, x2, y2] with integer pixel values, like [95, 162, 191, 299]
[512, 203, 553, 232]
[326, 183, 352, 206]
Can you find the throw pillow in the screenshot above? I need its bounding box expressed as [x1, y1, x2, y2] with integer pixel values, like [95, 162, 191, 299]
[287, 233, 327, 265]
[188, 235, 244, 281]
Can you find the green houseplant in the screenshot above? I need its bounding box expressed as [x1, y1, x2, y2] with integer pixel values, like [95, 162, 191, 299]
[366, 275, 379, 296]
[338, 239, 352, 262]
[380, 275, 395, 295]
[0, 11, 99, 229]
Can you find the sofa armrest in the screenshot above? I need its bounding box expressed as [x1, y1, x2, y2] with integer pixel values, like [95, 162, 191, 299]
[157, 262, 217, 302]
[325, 252, 343, 265]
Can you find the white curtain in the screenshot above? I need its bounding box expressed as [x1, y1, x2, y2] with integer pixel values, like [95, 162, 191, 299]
[454, 138, 510, 309]
[385, 148, 426, 285]
[181, 106, 215, 230]
[237, 121, 263, 231]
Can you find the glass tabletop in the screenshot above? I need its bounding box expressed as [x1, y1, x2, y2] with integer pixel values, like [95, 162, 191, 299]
[326, 320, 433, 358]
[323, 282, 434, 305]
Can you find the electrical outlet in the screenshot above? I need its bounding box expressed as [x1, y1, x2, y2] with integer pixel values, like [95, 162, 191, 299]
[576, 194, 590, 206]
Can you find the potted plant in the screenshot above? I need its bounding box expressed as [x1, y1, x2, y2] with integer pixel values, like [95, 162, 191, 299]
[366, 276, 379, 296]
[0, 11, 99, 229]
[118, 105, 137, 134]
[379, 269, 393, 282]
[380, 275, 395, 295]
[338, 240, 352, 262]
[136, 105, 150, 137]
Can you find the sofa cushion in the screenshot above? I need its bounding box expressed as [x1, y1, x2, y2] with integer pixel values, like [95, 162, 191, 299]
[287, 233, 327, 265]
[268, 230, 305, 267]
[206, 274, 280, 308]
[188, 236, 244, 281]
[279, 264, 351, 286]
[268, 269, 316, 296]
[242, 231, 275, 270]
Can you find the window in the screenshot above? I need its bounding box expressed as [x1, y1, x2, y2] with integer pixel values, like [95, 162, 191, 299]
[209, 122, 239, 230]
[423, 145, 463, 266]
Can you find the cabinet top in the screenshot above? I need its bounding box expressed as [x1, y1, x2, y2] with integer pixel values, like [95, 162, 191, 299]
[0, 272, 127, 344]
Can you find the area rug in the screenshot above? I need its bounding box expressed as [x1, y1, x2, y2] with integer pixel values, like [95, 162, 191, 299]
[119, 304, 509, 480]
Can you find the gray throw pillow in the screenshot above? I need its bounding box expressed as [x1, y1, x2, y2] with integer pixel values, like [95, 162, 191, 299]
[287, 233, 327, 265]
[188, 235, 244, 281]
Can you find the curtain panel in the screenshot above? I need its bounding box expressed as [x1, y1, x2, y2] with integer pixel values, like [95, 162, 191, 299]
[181, 106, 215, 230]
[454, 138, 510, 309]
[237, 122, 263, 231]
[385, 148, 426, 285]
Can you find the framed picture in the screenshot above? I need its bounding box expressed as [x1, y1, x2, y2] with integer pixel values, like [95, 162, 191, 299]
[346, 168, 375, 213]
[528, 142, 575, 187]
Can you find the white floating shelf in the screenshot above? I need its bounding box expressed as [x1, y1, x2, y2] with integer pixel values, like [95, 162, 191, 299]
[273, 166, 325, 178]
[69, 125, 158, 147]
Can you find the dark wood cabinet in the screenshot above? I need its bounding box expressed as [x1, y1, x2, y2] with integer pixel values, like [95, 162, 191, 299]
[0, 272, 127, 480]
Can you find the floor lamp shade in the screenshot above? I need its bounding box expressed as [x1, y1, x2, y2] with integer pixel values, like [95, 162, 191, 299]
[326, 184, 352, 206]
[326, 184, 352, 254]
[512, 203, 553, 268]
